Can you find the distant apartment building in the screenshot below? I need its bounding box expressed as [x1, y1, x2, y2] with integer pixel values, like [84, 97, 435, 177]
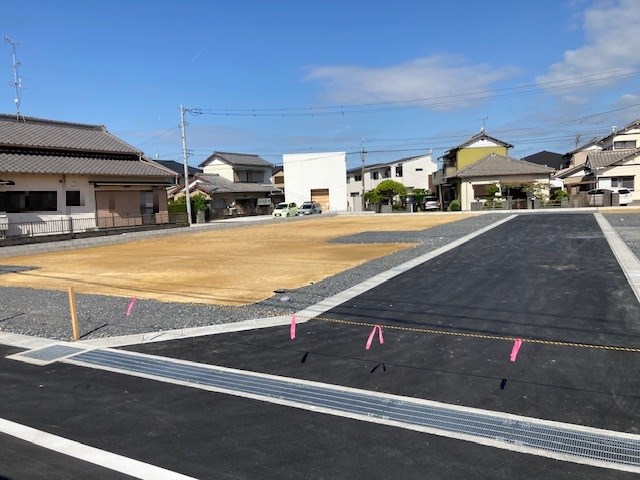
[346, 154, 437, 211]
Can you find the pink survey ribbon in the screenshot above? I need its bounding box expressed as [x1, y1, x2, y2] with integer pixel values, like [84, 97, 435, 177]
[510, 338, 523, 362]
[126, 296, 138, 316]
[290, 314, 297, 340]
[365, 325, 384, 350]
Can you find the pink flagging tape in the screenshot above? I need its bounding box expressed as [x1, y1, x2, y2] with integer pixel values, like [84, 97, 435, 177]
[366, 325, 384, 350]
[125, 296, 138, 316]
[510, 338, 523, 362]
[290, 314, 297, 340]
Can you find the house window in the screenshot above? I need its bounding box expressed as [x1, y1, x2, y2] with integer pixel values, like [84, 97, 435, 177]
[372, 172, 380, 180]
[236, 170, 264, 183]
[415, 168, 423, 171]
[613, 140, 636, 150]
[354, 174, 362, 181]
[610, 176, 634, 190]
[473, 185, 489, 198]
[395, 166, 403, 177]
[66, 190, 82, 207]
[0, 191, 57, 212]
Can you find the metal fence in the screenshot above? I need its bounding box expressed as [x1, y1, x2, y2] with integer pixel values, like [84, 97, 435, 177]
[1, 213, 188, 239]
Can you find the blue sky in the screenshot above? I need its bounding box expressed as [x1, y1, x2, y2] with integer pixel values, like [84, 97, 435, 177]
[2, 0, 640, 169]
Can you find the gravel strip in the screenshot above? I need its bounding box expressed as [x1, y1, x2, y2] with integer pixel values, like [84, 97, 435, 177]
[0, 212, 637, 342]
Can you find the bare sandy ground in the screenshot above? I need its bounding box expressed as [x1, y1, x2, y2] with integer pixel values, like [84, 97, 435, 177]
[0, 214, 471, 305]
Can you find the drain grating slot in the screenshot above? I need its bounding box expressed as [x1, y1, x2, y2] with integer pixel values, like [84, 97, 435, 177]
[66, 348, 640, 470]
[8, 344, 86, 365]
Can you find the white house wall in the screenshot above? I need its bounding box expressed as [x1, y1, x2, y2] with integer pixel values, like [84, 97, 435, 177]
[283, 152, 347, 211]
[401, 155, 437, 190]
[1, 173, 97, 224]
[600, 160, 640, 201]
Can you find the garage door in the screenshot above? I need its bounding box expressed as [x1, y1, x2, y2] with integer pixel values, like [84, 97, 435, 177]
[311, 188, 330, 211]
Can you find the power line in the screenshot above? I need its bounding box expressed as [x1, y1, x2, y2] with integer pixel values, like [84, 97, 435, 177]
[186, 67, 640, 117]
[135, 125, 181, 147]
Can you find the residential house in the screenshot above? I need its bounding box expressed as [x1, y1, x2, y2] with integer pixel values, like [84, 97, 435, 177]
[270, 166, 285, 205]
[557, 119, 640, 199]
[346, 154, 437, 211]
[169, 172, 279, 217]
[0, 114, 177, 236]
[522, 151, 564, 170]
[282, 152, 347, 211]
[155, 159, 202, 186]
[455, 153, 554, 209]
[433, 131, 556, 210]
[175, 151, 279, 215]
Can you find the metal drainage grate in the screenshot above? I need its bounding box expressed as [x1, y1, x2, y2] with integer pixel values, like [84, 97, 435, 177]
[8, 344, 86, 365]
[67, 349, 640, 470]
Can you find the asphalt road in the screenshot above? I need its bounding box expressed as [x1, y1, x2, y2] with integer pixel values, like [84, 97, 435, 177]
[2, 213, 640, 479]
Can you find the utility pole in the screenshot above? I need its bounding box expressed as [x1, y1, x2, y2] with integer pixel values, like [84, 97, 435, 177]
[4, 37, 23, 118]
[179, 105, 193, 226]
[360, 140, 366, 211]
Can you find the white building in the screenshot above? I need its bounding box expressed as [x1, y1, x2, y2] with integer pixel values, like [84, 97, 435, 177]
[282, 152, 347, 211]
[346, 154, 438, 211]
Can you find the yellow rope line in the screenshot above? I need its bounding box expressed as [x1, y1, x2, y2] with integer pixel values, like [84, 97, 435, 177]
[311, 316, 640, 353]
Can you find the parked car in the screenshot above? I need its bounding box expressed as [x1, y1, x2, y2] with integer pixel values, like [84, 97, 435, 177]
[272, 202, 298, 217]
[298, 202, 322, 215]
[587, 188, 632, 206]
[423, 195, 441, 211]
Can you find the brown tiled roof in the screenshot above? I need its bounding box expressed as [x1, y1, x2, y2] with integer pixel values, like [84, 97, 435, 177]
[0, 114, 139, 153]
[456, 153, 554, 178]
[199, 151, 273, 168]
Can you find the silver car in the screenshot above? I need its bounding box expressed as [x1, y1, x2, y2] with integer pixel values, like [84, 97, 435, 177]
[298, 202, 322, 215]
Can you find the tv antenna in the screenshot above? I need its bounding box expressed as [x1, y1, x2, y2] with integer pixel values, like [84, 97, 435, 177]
[4, 37, 23, 118]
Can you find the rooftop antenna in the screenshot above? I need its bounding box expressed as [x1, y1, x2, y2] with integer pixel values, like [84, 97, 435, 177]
[480, 116, 488, 133]
[4, 37, 23, 119]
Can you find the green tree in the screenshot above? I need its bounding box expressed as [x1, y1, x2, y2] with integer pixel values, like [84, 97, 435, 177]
[363, 189, 382, 209]
[190, 193, 209, 212]
[412, 188, 427, 211]
[375, 179, 407, 205]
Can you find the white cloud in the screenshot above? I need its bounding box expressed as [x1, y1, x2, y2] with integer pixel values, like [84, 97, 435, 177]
[305, 54, 519, 110]
[537, 0, 640, 101]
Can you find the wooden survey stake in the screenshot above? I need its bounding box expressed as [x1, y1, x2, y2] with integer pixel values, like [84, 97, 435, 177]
[68, 287, 79, 341]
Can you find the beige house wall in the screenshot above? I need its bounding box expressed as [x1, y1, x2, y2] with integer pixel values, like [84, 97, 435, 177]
[201, 160, 235, 181]
[459, 175, 551, 211]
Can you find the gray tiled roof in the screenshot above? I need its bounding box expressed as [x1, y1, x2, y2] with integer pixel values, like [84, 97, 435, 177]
[443, 132, 513, 157]
[199, 151, 273, 168]
[586, 149, 639, 168]
[195, 174, 275, 193]
[155, 159, 202, 176]
[0, 151, 173, 176]
[0, 114, 139, 153]
[456, 153, 554, 178]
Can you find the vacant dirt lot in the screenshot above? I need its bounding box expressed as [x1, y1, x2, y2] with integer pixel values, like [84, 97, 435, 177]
[0, 214, 470, 305]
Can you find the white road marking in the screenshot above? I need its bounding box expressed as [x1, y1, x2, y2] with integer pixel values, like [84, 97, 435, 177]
[595, 213, 640, 304]
[0, 417, 198, 480]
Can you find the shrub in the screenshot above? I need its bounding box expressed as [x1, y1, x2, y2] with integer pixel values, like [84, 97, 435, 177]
[448, 199, 461, 211]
